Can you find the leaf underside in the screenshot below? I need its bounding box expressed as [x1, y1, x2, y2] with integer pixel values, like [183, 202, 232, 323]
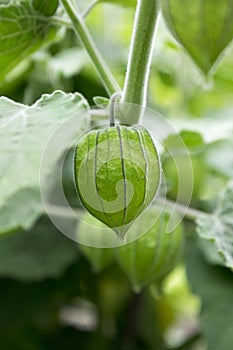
[197, 182, 233, 270]
[0, 91, 89, 235]
[186, 242, 233, 350]
[0, 0, 58, 81]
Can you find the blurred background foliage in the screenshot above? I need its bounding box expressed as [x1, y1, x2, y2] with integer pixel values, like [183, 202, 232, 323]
[0, 1, 232, 349]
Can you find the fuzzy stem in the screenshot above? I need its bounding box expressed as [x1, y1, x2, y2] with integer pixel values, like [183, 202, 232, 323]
[121, 0, 158, 117]
[156, 197, 207, 221]
[45, 199, 208, 222]
[82, 0, 98, 18]
[61, 0, 120, 96]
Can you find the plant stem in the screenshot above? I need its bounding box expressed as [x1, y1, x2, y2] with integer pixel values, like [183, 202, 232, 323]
[61, 0, 120, 96]
[156, 197, 207, 221]
[82, 0, 98, 18]
[50, 16, 72, 27]
[45, 204, 83, 218]
[44, 200, 207, 222]
[121, 0, 159, 117]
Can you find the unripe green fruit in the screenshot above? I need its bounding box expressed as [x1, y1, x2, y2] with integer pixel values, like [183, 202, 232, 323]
[115, 208, 184, 293]
[161, 0, 233, 74]
[78, 213, 115, 273]
[74, 125, 161, 239]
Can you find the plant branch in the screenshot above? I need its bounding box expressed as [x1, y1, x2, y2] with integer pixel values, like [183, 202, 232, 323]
[61, 0, 120, 96]
[45, 204, 83, 218]
[156, 197, 207, 221]
[82, 0, 98, 19]
[50, 16, 72, 27]
[44, 199, 208, 222]
[121, 0, 159, 117]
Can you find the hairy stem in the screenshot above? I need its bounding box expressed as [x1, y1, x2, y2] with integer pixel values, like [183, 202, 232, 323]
[82, 0, 98, 18]
[122, 0, 159, 117]
[61, 0, 120, 95]
[156, 197, 207, 221]
[45, 199, 208, 222]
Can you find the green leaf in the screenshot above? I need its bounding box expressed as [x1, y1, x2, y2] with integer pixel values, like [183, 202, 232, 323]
[93, 96, 109, 108]
[198, 238, 226, 267]
[115, 207, 184, 292]
[32, 0, 59, 17]
[197, 182, 233, 269]
[0, 189, 42, 234]
[0, 260, 93, 329]
[186, 240, 233, 350]
[161, 0, 233, 74]
[0, 91, 89, 235]
[0, 0, 58, 81]
[48, 48, 87, 78]
[0, 216, 79, 281]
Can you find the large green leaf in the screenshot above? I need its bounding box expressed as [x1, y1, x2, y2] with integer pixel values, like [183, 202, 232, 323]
[0, 91, 89, 234]
[197, 182, 233, 269]
[0, 260, 94, 329]
[186, 241, 233, 350]
[0, 216, 79, 281]
[161, 0, 233, 74]
[32, 0, 59, 17]
[0, 0, 58, 81]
